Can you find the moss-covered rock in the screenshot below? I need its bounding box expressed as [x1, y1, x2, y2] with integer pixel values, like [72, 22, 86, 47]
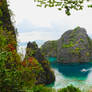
[0, 0, 17, 50]
[24, 41, 55, 85]
[57, 27, 92, 63]
[40, 27, 92, 63]
[41, 40, 57, 57]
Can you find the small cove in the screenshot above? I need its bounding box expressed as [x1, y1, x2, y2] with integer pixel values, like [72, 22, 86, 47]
[47, 57, 92, 91]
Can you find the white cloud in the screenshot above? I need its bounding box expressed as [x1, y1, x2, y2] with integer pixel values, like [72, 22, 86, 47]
[8, 0, 92, 44]
[8, 0, 64, 27]
[18, 31, 59, 43]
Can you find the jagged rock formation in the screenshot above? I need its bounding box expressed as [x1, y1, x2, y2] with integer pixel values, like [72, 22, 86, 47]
[57, 27, 92, 63]
[41, 27, 92, 63]
[24, 41, 55, 85]
[41, 41, 57, 57]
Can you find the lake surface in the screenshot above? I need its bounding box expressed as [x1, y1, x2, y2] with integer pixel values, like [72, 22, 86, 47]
[47, 57, 92, 91]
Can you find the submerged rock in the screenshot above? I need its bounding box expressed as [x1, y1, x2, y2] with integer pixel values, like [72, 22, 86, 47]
[24, 41, 55, 85]
[57, 27, 92, 63]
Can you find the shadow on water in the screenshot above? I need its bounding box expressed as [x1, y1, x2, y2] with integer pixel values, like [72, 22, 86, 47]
[47, 57, 92, 80]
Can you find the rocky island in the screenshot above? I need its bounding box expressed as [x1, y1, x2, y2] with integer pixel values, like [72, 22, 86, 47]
[41, 27, 92, 63]
[23, 41, 55, 84]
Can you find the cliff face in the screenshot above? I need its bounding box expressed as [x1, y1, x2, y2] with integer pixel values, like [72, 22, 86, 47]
[41, 41, 57, 57]
[0, 0, 17, 50]
[41, 27, 92, 63]
[57, 27, 92, 63]
[24, 42, 55, 85]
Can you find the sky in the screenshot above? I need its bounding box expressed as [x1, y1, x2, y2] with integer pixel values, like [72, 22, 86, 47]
[7, 0, 92, 46]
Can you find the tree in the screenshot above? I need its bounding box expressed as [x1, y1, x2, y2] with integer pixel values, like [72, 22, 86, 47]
[34, 0, 92, 15]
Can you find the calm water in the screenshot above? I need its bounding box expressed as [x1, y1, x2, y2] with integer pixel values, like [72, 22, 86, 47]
[47, 57, 92, 91]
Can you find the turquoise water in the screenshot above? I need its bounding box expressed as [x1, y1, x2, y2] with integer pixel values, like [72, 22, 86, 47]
[48, 57, 92, 91]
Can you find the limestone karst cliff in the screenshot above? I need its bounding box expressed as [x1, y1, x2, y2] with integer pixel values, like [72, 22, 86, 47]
[23, 41, 55, 84]
[41, 40, 57, 57]
[41, 27, 92, 63]
[57, 27, 92, 63]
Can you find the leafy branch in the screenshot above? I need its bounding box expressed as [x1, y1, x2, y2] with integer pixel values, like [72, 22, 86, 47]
[34, 0, 92, 15]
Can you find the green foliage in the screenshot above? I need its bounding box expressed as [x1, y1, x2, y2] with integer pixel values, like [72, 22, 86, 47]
[80, 38, 84, 43]
[0, 20, 3, 25]
[0, 31, 7, 49]
[87, 36, 92, 49]
[0, 50, 39, 92]
[0, 29, 22, 91]
[62, 41, 74, 48]
[86, 52, 90, 56]
[31, 85, 56, 92]
[71, 47, 84, 58]
[34, 0, 92, 15]
[0, 33, 39, 91]
[58, 85, 81, 92]
[74, 26, 80, 31]
[41, 41, 57, 50]
[25, 48, 36, 57]
[88, 4, 92, 7]
[41, 40, 57, 56]
[0, 8, 3, 17]
[69, 26, 80, 40]
[74, 47, 81, 54]
[0, 29, 17, 50]
[25, 85, 82, 92]
[0, 0, 16, 41]
[62, 27, 84, 49]
[0, 51, 24, 92]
